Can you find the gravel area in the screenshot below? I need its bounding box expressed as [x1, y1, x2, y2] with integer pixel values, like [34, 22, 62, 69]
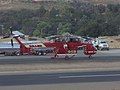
[1, 61, 120, 74]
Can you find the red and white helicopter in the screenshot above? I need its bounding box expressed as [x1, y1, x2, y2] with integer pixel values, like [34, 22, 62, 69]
[43, 34, 97, 59]
[3, 29, 97, 59]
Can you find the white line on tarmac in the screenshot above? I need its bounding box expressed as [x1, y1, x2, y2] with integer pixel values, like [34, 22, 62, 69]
[59, 74, 120, 79]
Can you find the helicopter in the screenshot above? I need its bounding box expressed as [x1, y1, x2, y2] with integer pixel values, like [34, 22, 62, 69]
[43, 34, 97, 59]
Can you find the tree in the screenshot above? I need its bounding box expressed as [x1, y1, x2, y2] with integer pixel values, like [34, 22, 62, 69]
[34, 21, 51, 37]
[107, 4, 120, 13]
[33, 29, 40, 37]
[0, 1, 120, 37]
[58, 23, 71, 34]
[35, 6, 47, 17]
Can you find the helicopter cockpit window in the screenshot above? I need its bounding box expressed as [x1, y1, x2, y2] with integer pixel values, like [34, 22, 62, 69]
[69, 38, 79, 42]
[70, 38, 74, 42]
[55, 38, 61, 42]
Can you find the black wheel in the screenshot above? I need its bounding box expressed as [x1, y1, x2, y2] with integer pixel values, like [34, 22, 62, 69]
[4, 52, 8, 56]
[96, 45, 99, 50]
[65, 55, 69, 60]
[89, 55, 92, 59]
[41, 51, 44, 55]
[98, 47, 102, 51]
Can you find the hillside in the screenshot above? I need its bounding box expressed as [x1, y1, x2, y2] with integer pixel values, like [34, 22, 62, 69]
[0, 0, 41, 10]
[0, 0, 120, 37]
[0, 0, 120, 11]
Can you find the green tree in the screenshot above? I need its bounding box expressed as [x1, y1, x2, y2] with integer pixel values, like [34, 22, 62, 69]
[33, 29, 40, 37]
[58, 23, 71, 34]
[34, 21, 50, 37]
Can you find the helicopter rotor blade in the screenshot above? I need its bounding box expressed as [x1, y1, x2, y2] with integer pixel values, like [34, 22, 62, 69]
[11, 39, 14, 47]
[10, 26, 13, 35]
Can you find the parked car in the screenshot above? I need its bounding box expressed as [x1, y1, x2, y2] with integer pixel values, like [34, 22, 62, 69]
[92, 38, 109, 51]
[98, 41, 109, 50]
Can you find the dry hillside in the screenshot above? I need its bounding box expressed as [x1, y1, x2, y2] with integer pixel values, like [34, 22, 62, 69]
[0, 0, 120, 11]
[103, 36, 120, 48]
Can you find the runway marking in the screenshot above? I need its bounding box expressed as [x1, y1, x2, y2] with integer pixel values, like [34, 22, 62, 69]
[59, 74, 120, 79]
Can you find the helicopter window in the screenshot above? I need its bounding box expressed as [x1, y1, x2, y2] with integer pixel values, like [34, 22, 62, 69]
[55, 38, 61, 42]
[70, 38, 74, 42]
[61, 39, 66, 42]
[69, 38, 79, 42]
